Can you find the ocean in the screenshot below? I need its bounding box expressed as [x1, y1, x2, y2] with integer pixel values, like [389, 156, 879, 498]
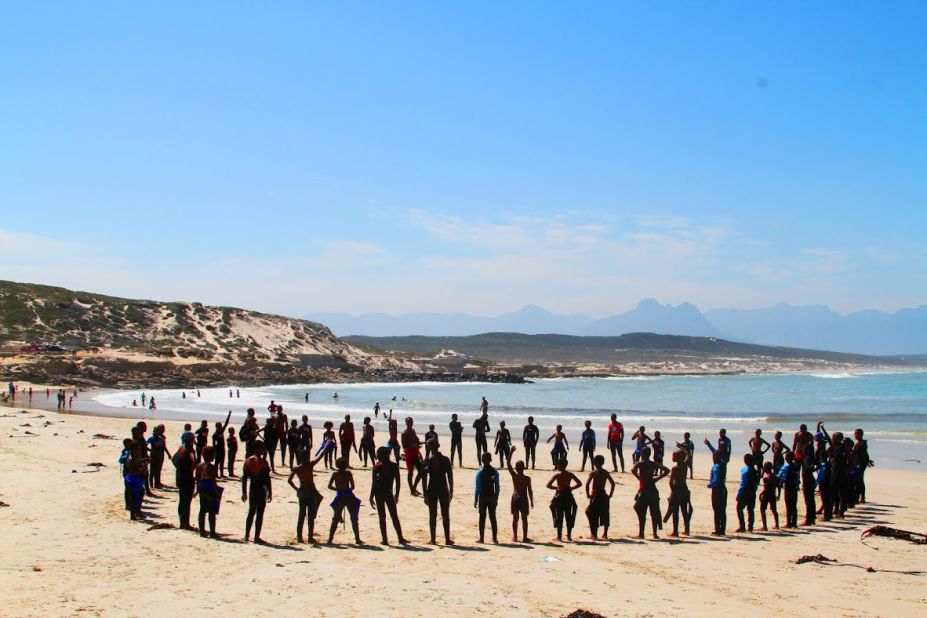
[93, 371, 927, 470]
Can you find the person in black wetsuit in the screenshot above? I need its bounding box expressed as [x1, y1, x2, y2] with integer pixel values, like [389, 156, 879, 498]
[241, 441, 272, 543]
[226, 427, 239, 477]
[852, 428, 873, 504]
[263, 414, 278, 473]
[370, 446, 408, 545]
[359, 417, 376, 467]
[494, 421, 512, 469]
[473, 412, 490, 466]
[286, 419, 301, 469]
[474, 452, 500, 544]
[449, 414, 463, 467]
[212, 411, 232, 479]
[632, 446, 669, 539]
[800, 441, 817, 526]
[779, 451, 801, 528]
[194, 420, 209, 464]
[299, 415, 314, 459]
[418, 437, 454, 545]
[173, 433, 196, 530]
[523, 416, 540, 470]
[147, 424, 171, 489]
[735, 453, 760, 532]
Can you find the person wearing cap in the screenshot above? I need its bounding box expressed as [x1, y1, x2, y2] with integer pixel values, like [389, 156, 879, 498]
[172, 432, 197, 530]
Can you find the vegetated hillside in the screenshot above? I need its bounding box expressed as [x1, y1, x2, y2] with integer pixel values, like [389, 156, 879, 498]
[0, 280, 371, 367]
[344, 332, 914, 366]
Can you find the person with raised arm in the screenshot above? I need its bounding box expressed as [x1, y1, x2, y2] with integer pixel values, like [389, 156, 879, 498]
[287, 440, 327, 543]
[505, 446, 534, 542]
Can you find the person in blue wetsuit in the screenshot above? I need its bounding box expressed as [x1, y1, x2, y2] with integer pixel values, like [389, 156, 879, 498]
[579, 420, 596, 472]
[778, 451, 801, 528]
[547, 425, 569, 469]
[474, 452, 500, 544]
[704, 439, 728, 536]
[736, 453, 760, 532]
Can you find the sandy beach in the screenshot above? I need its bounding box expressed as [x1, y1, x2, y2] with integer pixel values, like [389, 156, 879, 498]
[1, 396, 925, 618]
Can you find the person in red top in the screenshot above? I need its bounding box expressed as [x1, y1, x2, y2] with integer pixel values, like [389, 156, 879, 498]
[339, 414, 357, 467]
[607, 414, 625, 473]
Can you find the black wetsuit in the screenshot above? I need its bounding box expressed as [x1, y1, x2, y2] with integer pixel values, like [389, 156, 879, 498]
[449, 420, 463, 466]
[473, 417, 490, 465]
[634, 461, 663, 537]
[244, 462, 271, 539]
[147, 434, 167, 488]
[422, 454, 453, 542]
[195, 427, 208, 463]
[296, 479, 323, 541]
[801, 454, 817, 525]
[212, 431, 226, 478]
[523, 424, 539, 470]
[263, 419, 278, 462]
[550, 486, 577, 538]
[174, 449, 195, 529]
[287, 427, 300, 468]
[371, 461, 403, 543]
[226, 435, 238, 476]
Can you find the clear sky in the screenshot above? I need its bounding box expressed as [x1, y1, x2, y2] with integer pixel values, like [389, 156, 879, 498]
[2, 2, 925, 318]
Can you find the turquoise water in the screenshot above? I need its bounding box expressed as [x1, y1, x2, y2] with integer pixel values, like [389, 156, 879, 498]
[94, 371, 927, 469]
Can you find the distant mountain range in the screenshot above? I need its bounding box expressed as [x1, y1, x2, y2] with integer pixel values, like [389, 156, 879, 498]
[310, 299, 927, 356]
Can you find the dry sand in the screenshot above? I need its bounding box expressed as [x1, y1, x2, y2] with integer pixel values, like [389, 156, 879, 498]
[1, 402, 925, 617]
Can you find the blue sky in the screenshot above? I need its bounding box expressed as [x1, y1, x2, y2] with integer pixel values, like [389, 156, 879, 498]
[2, 2, 925, 317]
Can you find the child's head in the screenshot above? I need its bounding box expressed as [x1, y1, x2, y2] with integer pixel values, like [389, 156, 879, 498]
[684, 432, 690, 439]
[640, 446, 652, 461]
[451, 413, 458, 421]
[499, 420, 506, 428]
[743, 454, 753, 465]
[426, 437, 439, 452]
[584, 420, 591, 428]
[763, 461, 773, 473]
[203, 445, 215, 463]
[291, 419, 297, 427]
[228, 427, 235, 435]
[429, 424, 435, 431]
[253, 441, 266, 457]
[215, 421, 223, 430]
[712, 451, 722, 464]
[122, 438, 133, 449]
[557, 458, 568, 471]
[654, 431, 661, 439]
[481, 452, 493, 466]
[785, 451, 795, 463]
[376, 447, 391, 464]
[363, 417, 371, 425]
[515, 460, 525, 473]
[593, 454, 605, 469]
[556, 424, 563, 432]
[200, 420, 208, 428]
[335, 457, 347, 471]
[184, 423, 192, 431]
[528, 416, 534, 424]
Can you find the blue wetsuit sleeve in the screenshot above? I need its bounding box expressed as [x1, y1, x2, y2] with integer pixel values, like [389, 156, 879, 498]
[493, 470, 500, 497]
[474, 469, 483, 501]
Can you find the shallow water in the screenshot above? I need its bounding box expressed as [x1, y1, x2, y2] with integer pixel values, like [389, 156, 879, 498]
[93, 371, 927, 470]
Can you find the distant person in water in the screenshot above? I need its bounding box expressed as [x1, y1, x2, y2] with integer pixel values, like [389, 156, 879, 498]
[523, 416, 540, 470]
[547, 458, 581, 542]
[506, 446, 534, 542]
[480, 396, 489, 415]
[585, 454, 615, 540]
[241, 441, 272, 543]
[494, 421, 512, 468]
[579, 420, 596, 472]
[373, 402, 380, 418]
[449, 413, 463, 467]
[547, 424, 569, 469]
[327, 457, 362, 545]
[607, 414, 625, 473]
[474, 452, 500, 544]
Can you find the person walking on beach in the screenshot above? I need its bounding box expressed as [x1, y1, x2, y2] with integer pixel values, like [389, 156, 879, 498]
[494, 420, 512, 468]
[735, 453, 760, 532]
[585, 454, 615, 540]
[705, 439, 728, 536]
[449, 413, 464, 467]
[194, 445, 221, 538]
[288, 443, 327, 543]
[547, 424, 569, 469]
[173, 432, 196, 530]
[473, 411, 490, 465]
[632, 446, 669, 539]
[339, 415, 357, 467]
[579, 420, 596, 472]
[505, 446, 534, 542]
[607, 414, 624, 473]
[241, 441, 272, 543]
[370, 446, 408, 545]
[327, 457, 362, 545]
[547, 458, 581, 542]
[419, 437, 454, 545]
[401, 417, 424, 496]
[523, 416, 540, 470]
[474, 452, 500, 544]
